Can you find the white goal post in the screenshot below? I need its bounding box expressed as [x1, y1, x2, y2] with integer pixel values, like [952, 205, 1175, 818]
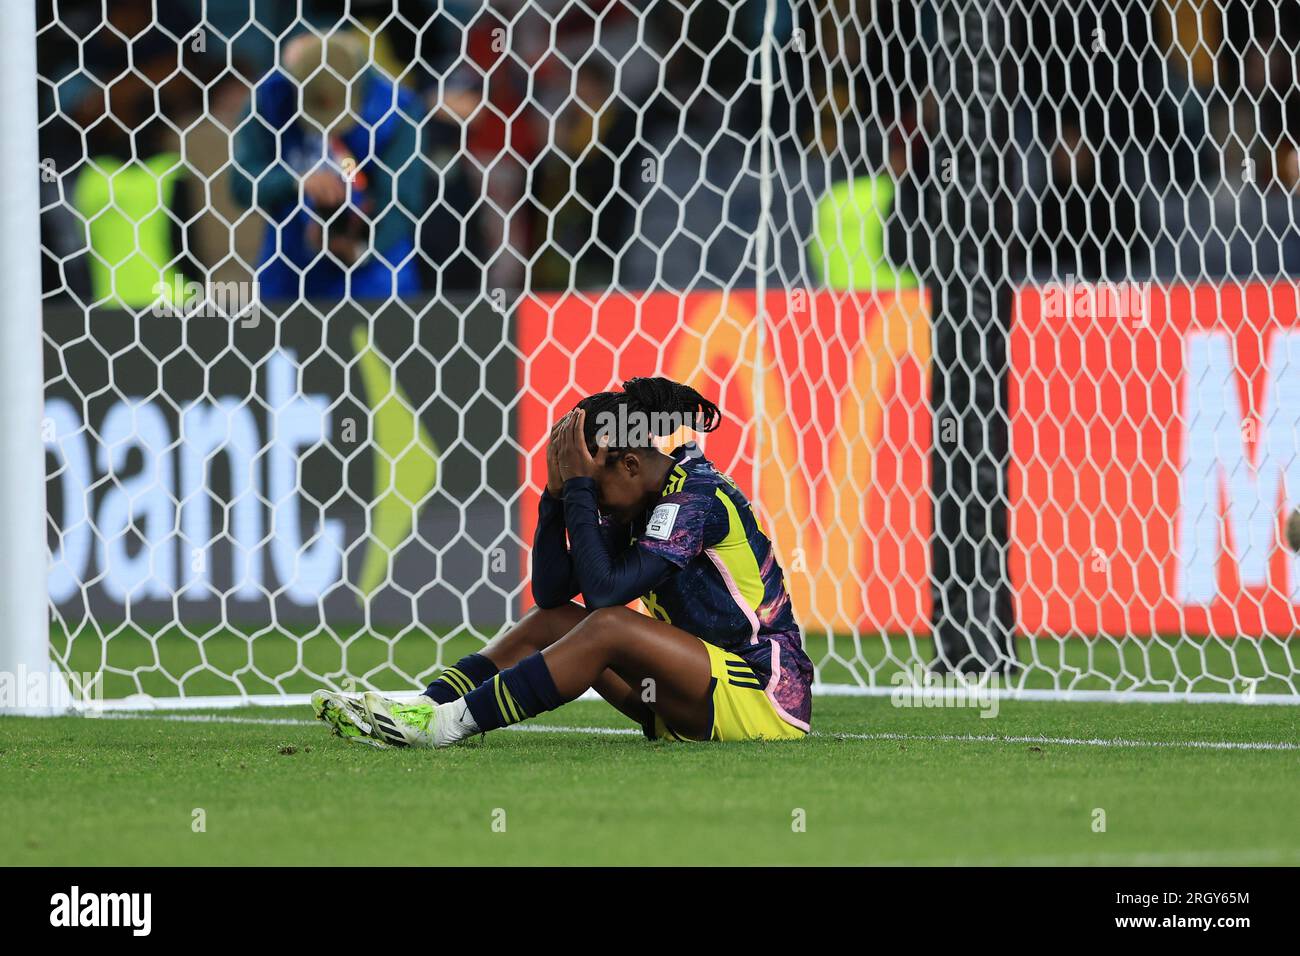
[0, 0, 65, 715]
[5, 1, 1300, 713]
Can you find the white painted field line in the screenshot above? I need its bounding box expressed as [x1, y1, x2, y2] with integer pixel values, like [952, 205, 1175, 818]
[834, 731, 1300, 752]
[893, 847, 1300, 867]
[96, 712, 1300, 752]
[98, 713, 318, 727]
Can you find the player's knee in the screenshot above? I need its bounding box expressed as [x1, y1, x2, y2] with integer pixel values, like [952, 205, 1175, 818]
[529, 600, 583, 618]
[589, 605, 637, 625]
[525, 604, 563, 624]
[579, 606, 637, 644]
[511, 601, 586, 649]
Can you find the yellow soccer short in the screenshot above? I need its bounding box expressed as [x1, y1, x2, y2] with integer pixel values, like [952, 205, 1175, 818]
[650, 640, 807, 742]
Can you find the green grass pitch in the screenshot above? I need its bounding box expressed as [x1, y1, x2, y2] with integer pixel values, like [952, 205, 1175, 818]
[2, 695, 1297, 866]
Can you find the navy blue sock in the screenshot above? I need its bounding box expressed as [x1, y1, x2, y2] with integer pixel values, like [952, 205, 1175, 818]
[424, 652, 498, 704]
[464, 652, 565, 733]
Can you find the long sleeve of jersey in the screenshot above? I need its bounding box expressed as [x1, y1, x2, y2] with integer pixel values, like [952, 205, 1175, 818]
[530, 489, 580, 608]
[561, 477, 675, 608]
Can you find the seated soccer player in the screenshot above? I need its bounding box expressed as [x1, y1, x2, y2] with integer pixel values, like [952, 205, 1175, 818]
[312, 376, 813, 747]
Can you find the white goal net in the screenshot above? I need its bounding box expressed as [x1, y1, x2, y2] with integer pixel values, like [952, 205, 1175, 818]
[9, 0, 1300, 709]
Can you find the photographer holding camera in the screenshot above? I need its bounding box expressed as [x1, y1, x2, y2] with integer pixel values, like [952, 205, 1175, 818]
[231, 30, 425, 302]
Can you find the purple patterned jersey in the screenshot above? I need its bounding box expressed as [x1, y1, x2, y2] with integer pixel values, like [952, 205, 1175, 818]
[627, 444, 812, 731]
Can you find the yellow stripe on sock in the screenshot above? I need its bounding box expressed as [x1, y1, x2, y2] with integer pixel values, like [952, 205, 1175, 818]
[499, 680, 524, 723]
[493, 675, 523, 724]
[492, 676, 508, 720]
[434, 673, 463, 696]
[442, 667, 473, 696]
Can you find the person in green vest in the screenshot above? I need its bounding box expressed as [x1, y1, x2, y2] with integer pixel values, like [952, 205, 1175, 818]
[71, 121, 199, 309]
[48, 2, 218, 307]
[807, 138, 917, 292]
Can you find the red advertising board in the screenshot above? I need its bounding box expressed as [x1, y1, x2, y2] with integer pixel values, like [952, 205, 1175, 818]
[1012, 281, 1300, 637]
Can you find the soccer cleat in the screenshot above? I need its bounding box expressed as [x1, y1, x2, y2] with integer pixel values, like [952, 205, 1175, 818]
[363, 692, 435, 747]
[363, 692, 476, 749]
[311, 688, 388, 748]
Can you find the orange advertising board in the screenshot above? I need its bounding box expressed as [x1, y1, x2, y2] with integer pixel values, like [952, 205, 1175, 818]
[517, 289, 933, 634]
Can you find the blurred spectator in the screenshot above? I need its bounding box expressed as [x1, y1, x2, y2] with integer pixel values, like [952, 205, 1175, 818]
[40, 0, 217, 303]
[34, 0, 1300, 300]
[229, 31, 426, 301]
[798, 0, 922, 290]
[1030, 120, 1128, 280]
[173, 0, 302, 84]
[1218, 0, 1300, 190]
[48, 2, 212, 148]
[415, 31, 487, 296]
[416, 82, 487, 296]
[530, 62, 637, 290]
[808, 128, 917, 291]
[451, 4, 543, 292]
[72, 119, 203, 308]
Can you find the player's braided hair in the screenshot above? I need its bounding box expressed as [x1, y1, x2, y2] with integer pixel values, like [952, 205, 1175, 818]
[577, 376, 721, 460]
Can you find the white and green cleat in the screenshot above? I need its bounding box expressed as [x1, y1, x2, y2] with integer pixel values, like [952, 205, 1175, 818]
[364, 692, 477, 749]
[311, 689, 388, 748]
[362, 692, 436, 748]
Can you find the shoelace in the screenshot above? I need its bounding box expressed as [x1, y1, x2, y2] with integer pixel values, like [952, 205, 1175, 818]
[392, 702, 433, 732]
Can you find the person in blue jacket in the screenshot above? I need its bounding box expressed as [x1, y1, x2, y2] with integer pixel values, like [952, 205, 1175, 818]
[230, 31, 425, 302]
